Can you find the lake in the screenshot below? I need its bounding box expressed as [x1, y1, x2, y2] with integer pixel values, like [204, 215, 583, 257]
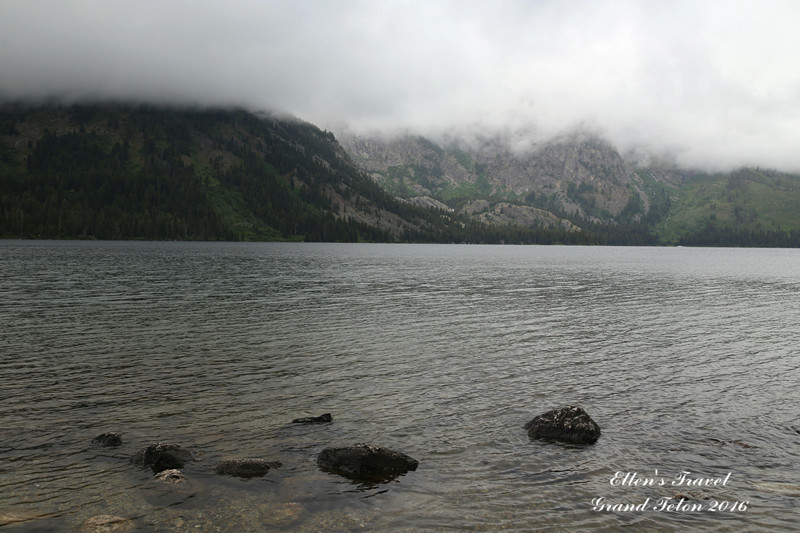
[1, 241, 799, 532]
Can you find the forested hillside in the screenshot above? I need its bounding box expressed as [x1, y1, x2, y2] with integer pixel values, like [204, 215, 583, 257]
[658, 168, 800, 246]
[0, 105, 392, 240]
[0, 104, 604, 244]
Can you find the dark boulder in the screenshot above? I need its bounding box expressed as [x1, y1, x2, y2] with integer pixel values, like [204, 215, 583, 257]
[292, 413, 332, 424]
[317, 443, 418, 482]
[131, 443, 193, 473]
[524, 406, 601, 445]
[214, 458, 282, 478]
[91, 432, 123, 447]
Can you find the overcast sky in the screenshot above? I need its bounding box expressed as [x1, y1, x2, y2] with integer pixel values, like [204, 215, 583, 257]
[2, 0, 799, 170]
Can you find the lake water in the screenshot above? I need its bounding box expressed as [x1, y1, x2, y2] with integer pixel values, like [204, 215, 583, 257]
[1, 241, 799, 532]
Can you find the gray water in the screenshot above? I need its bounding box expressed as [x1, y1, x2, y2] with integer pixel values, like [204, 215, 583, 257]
[1, 241, 799, 532]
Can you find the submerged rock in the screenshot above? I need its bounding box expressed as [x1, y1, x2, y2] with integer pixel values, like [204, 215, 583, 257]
[91, 432, 123, 447]
[154, 469, 185, 484]
[82, 514, 133, 533]
[524, 406, 601, 445]
[292, 413, 332, 424]
[261, 502, 303, 528]
[0, 510, 46, 527]
[215, 458, 282, 478]
[317, 443, 418, 482]
[753, 481, 800, 496]
[131, 442, 193, 473]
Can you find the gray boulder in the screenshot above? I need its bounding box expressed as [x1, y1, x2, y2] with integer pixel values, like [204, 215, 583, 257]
[292, 413, 332, 424]
[524, 406, 601, 444]
[214, 458, 282, 478]
[317, 443, 418, 482]
[131, 443, 193, 473]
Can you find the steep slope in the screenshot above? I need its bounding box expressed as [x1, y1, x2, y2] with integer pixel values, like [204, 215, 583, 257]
[0, 104, 458, 241]
[660, 168, 800, 245]
[1, 103, 607, 244]
[339, 131, 648, 225]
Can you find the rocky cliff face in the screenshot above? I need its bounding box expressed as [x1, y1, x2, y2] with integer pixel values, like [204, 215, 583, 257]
[473, 133, 640, 217]
[463, 201, 580, 232]
[337, 130, 652, 227]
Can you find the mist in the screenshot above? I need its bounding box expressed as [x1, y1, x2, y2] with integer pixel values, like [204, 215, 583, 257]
[2, 0, 799, 171]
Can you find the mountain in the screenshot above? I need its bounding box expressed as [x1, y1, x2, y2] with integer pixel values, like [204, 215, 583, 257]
[338, 130, 800, 246]
[0, 103, 600, 244]
[4, 103, 799, 246]
[340, 132, 643, 218]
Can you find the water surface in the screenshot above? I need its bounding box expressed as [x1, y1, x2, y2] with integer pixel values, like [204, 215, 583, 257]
[1, 242, 799, 531]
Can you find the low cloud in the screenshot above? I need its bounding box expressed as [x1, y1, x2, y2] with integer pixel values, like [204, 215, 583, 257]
[2, 0, 800, 170]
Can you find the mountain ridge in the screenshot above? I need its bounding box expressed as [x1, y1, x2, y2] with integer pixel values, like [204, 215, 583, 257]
[3, 102, 800, 246]
[336, 128, 800, 246]
[0, 103, 602, 244]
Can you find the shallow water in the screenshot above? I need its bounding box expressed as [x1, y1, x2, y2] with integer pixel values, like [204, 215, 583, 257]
[1, 241, 799, 531]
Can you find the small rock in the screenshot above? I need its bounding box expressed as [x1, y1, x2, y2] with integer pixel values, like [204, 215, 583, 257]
[91, 432, 123, 447]
[524, 406, 601, 445]
[154, 469, 185, 484]
[753, 481, 800, 496]
[261, 503, 303, 527]
[317, 443, 418, 482]
[82, 514, 133, 533]
[131, 442, 193, 473]
[673, 491, 710, 501]
[292, 413, 332, 424]
[0, 510, 42, 527]
[215, 458, 282, 478]
[708, 438, 757, 449]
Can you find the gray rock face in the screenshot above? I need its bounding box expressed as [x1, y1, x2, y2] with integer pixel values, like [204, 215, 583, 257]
[471, 202, 581, 231]
[131, 443, 193, 473]
[214, 458, 282, 478]
[338, 131, 644, 222]
[317, 443, 418, 482]
[524, 406, 601, 445]
[292, 413, 332, 424]
[91, 432, 123, 447]
[405, 196, 453, 212]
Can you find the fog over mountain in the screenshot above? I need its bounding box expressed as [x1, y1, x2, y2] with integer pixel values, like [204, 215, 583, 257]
[2, 0, 799, 171]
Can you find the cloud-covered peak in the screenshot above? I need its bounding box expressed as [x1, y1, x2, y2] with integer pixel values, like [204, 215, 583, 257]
[3, 0, 799, 171]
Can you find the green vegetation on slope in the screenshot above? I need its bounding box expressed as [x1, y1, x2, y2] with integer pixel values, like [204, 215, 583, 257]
[0, 104, 399, 241]
[0, 103, 608, 245]
[657, 168, 800, 246]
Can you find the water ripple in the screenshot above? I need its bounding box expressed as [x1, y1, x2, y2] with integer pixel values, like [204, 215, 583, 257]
[1, 242, 799, 531]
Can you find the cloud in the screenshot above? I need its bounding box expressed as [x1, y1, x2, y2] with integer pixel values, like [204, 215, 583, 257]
[2, 0, 800, 170]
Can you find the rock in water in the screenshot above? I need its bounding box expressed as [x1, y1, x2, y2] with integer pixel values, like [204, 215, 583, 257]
[215, 458, 282, 478]
[92, 432, 123, 447]
[524, 406, 601, 444]
[292, 413, 332, 424]
[154, 469, 186, 484]
[131, 443, 193, 473]
[317, 443, 418, 482]
[82, 514, 133, 533]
